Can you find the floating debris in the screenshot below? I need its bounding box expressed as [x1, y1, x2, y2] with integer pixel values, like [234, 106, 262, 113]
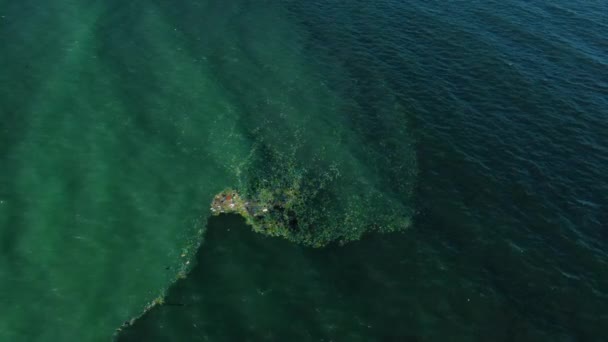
[211, 190, 247, 215]
[210, 188, 301, 242]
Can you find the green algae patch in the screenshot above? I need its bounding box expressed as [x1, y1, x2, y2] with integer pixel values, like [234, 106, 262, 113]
[210, 139, 415, 248]
[212, 187, 413, 247]
[231, 134, 416, 247]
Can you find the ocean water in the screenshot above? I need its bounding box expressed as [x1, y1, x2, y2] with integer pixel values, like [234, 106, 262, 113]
[0, 0, 606, 341]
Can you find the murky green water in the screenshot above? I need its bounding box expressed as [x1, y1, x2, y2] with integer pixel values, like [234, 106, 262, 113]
[1, 1, 415, 340]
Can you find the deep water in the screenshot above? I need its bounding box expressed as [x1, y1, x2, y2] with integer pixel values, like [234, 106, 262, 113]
[1, 0, 607, 341]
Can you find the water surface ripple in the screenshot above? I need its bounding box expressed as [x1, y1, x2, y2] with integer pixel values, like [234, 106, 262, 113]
[0, 0, 607, 341]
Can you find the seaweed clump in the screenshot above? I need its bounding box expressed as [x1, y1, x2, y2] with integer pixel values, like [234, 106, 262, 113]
[209, 148, 412, 247]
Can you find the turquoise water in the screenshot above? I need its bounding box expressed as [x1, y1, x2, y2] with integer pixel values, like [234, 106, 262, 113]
[1, 0, 607, 341]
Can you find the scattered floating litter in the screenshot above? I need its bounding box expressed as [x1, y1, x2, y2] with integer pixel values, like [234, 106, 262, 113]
[210, 188, 299, 241]
[210, 189, 250, 216]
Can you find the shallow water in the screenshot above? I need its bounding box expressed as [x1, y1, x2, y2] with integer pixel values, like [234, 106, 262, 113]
[1, 0, 607, 341]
